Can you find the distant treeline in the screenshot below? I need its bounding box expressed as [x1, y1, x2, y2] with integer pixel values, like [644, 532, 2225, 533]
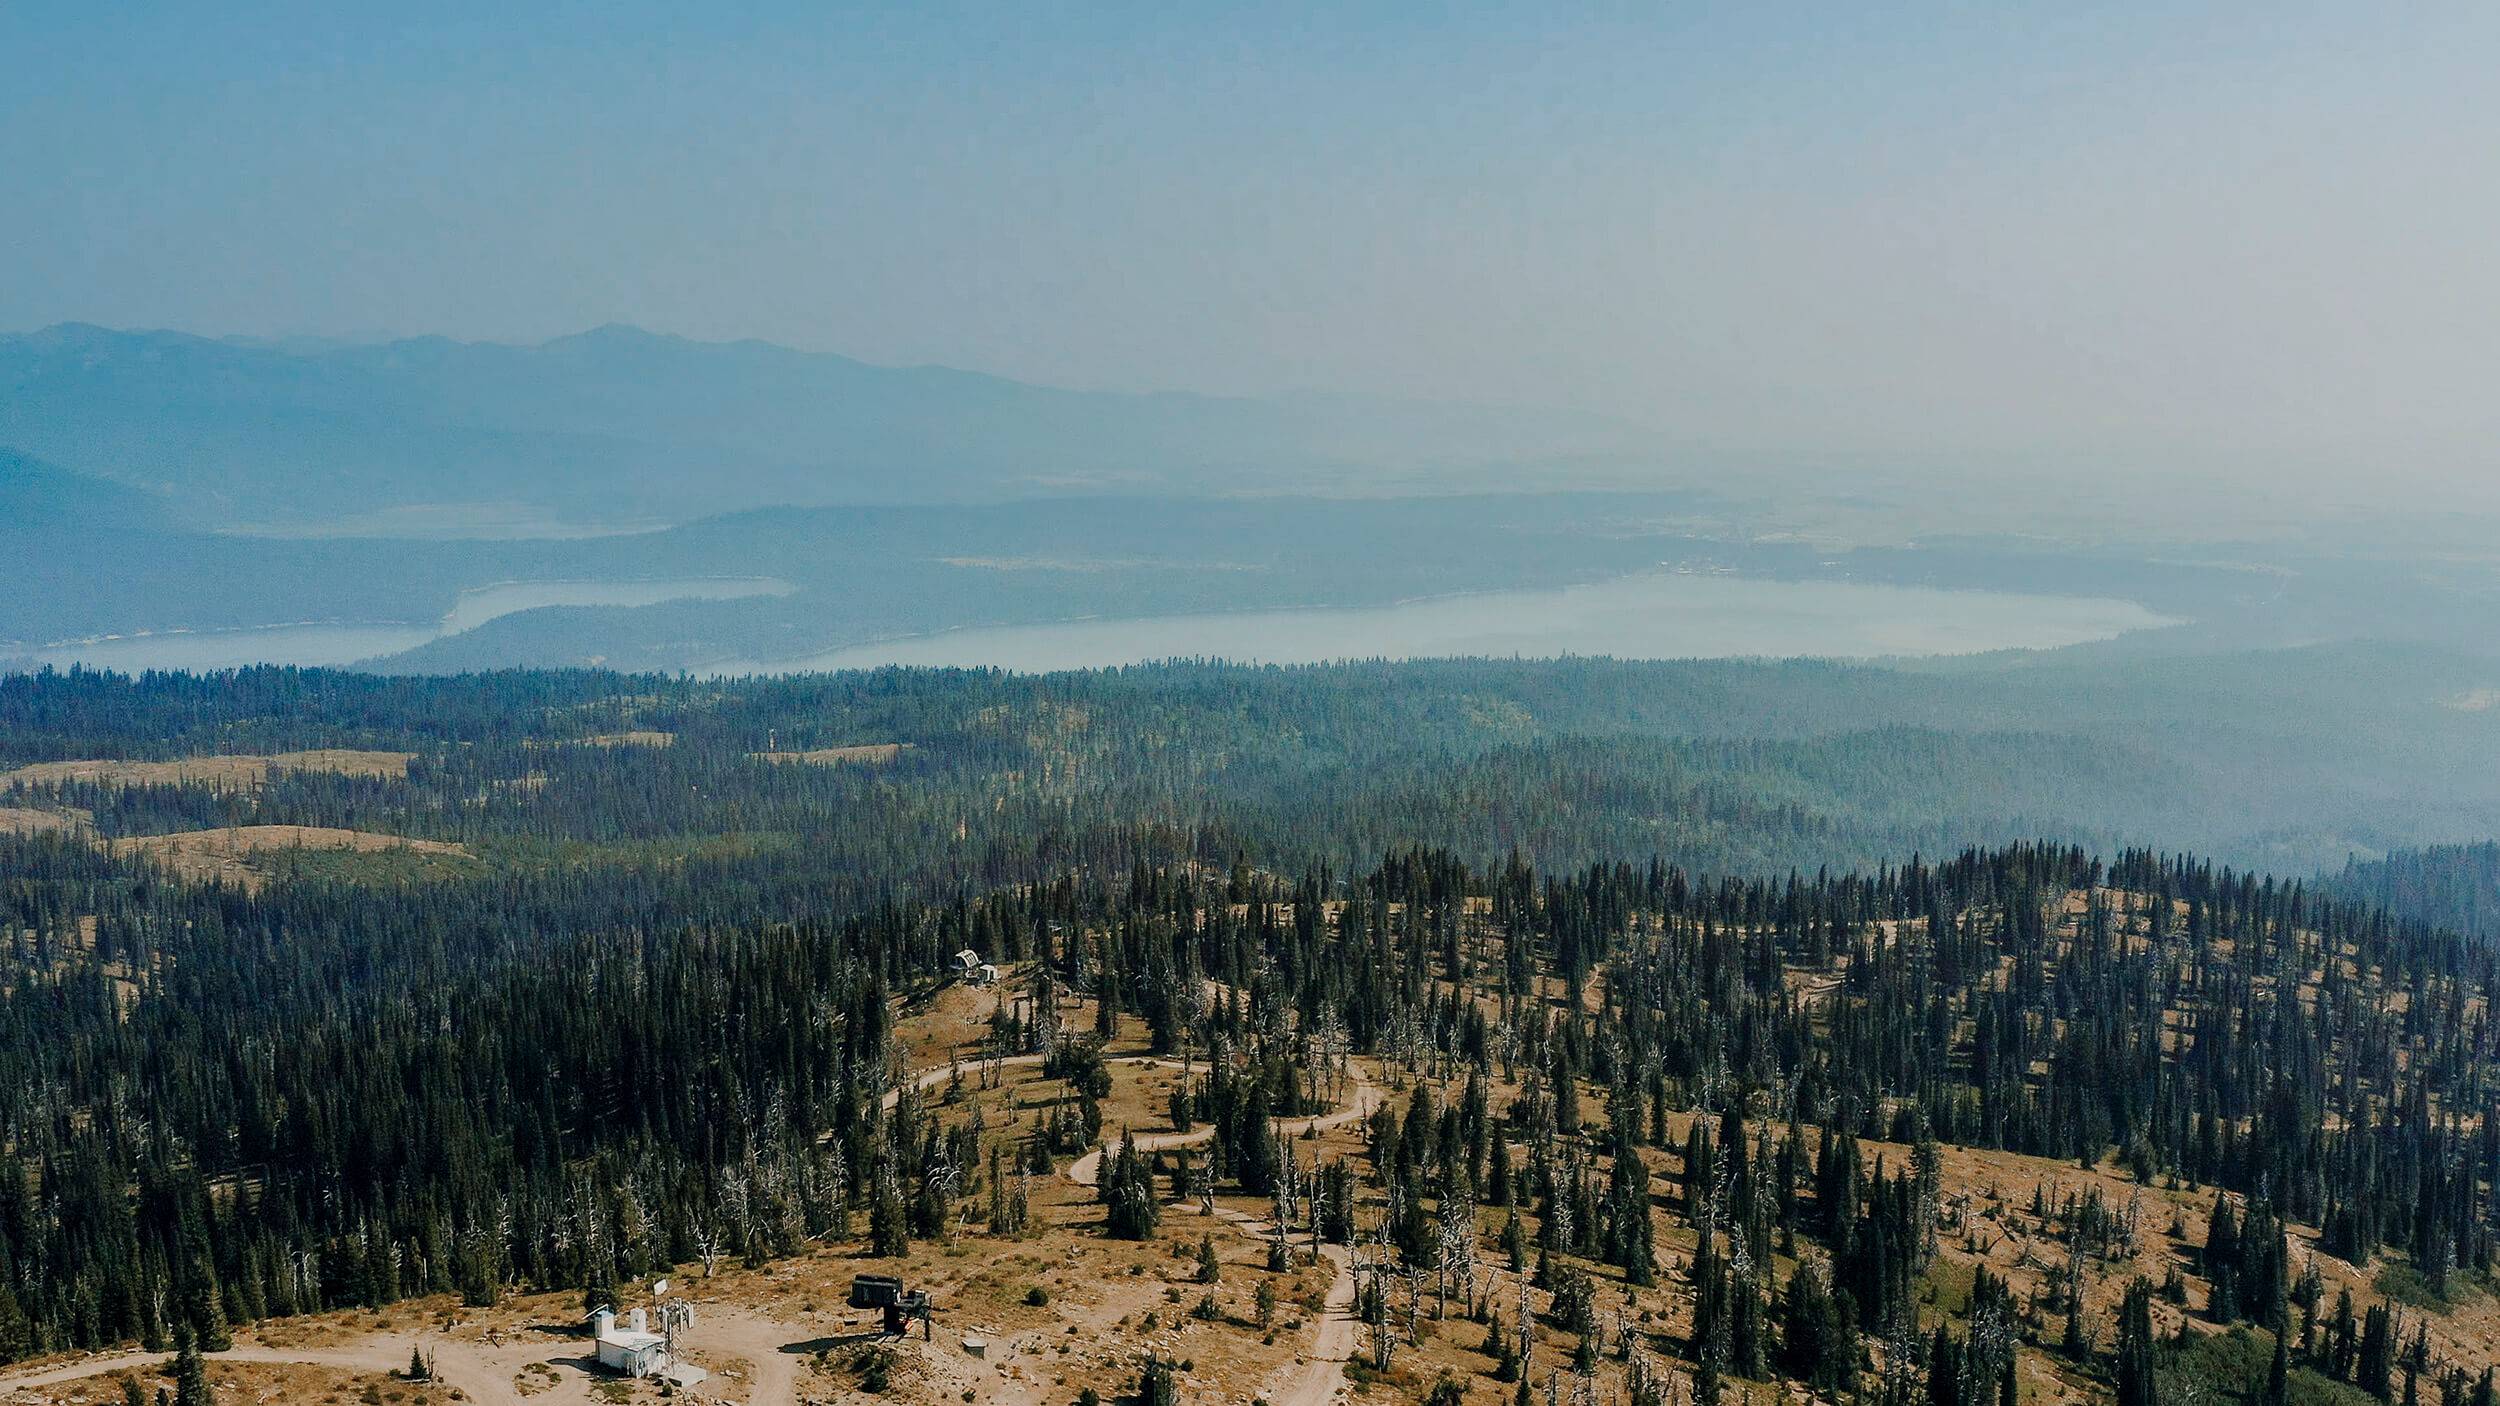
[5, 652, 2500, 877]
[2331, 842, 2500, 941]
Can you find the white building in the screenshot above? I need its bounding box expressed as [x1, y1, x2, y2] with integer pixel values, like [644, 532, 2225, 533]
[589, 1307, 669, 1378]
[952, 949, 998, 985]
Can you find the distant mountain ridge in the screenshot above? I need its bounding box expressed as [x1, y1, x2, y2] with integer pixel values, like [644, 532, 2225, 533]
[0, 447, 174, 533]
[0, 322, 1661, 530]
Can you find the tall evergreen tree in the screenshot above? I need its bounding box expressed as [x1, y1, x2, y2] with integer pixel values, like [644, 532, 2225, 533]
[2115, 1280, 2159, 1406]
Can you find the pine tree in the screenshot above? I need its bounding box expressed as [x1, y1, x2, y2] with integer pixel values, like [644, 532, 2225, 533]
[1236, 1089, 1280, 1196]
[1928, 1325, 1964, 1406]
[184, 1269, 231, 1354]
[2359, 1305, 2395, 1402]
[2205, 1197, 2242, 1324]
[1104, 1131, 1162, 1240]
[2115, 1280, 2159, 1406]
[0, 1284, 27, 1366]
[870, 1159, 911, 1258]
[171, 1327, 214, 1406]
[1778, 1257, 1854, 1394]
[1605, 1126, 1656, 1286]
[2331, 1290, 2359, 1380]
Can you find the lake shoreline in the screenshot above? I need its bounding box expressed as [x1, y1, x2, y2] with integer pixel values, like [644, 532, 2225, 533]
[711, 570, 2183, 676]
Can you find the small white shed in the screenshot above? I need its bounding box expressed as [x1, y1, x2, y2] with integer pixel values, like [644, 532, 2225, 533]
[589, 1307, 668, 1378]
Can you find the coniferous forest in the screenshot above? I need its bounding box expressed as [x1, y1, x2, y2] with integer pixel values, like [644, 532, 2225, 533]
[1, 661, 2497, 1406]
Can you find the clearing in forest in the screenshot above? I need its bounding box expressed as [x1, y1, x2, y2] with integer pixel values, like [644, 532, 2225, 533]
[107, 825, 470, 889]
[751, 742, 911, 765]
[0, 805, 88, 836]
[0, 748, 415, 789]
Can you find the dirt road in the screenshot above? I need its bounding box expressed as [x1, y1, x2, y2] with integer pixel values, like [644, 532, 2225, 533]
[0, 1335, 529, 1406]
[675, 1303, 805, 1405]
[1065, 1064, 1376, 1406]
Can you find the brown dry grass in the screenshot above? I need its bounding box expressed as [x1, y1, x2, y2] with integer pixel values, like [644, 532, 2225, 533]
[0, 805, 88, 836]
[356, 1008, 1348, 1406]
[1349, 894, 2500, 1406]
[767, 1032, 1341, 1406]
[898, 976, 1016, 1068]
[1, 1358, 420, 1406]
[108, 826, 469, 890]
[1, 749, 414, 790]
[751, 743, 911, 766]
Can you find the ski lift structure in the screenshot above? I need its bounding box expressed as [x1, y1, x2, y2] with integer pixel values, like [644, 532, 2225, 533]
[850, 1273, 934, 1339]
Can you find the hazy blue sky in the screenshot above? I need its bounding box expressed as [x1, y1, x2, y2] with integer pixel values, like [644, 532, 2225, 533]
[6, 2, 2497, 485]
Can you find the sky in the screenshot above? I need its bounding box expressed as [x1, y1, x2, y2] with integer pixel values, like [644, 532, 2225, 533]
[5, 2, 2499, 489]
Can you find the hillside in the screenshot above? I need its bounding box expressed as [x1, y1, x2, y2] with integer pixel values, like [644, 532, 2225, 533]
[0, 663, 2496, 1406]
[0, 447, 174, 532]
[0, 323, 1658, 528]
[0, 828, 2484, 1406]
[2331, 843, 2500, 941]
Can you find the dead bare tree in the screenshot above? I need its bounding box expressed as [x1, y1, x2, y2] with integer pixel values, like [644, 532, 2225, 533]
[1437, 1193, 1477, 1318]
[1391, 1252, 1423, 1340]
[1517, 1266, 1535, 1364]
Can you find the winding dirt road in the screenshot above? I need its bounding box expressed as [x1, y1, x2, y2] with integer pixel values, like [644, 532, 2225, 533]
[1064, 1064, 1376, 1406]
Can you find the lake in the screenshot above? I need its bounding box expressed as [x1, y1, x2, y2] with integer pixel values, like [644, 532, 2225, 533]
[17, 577, 793, 673]
[743, 572, 2180, 674]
